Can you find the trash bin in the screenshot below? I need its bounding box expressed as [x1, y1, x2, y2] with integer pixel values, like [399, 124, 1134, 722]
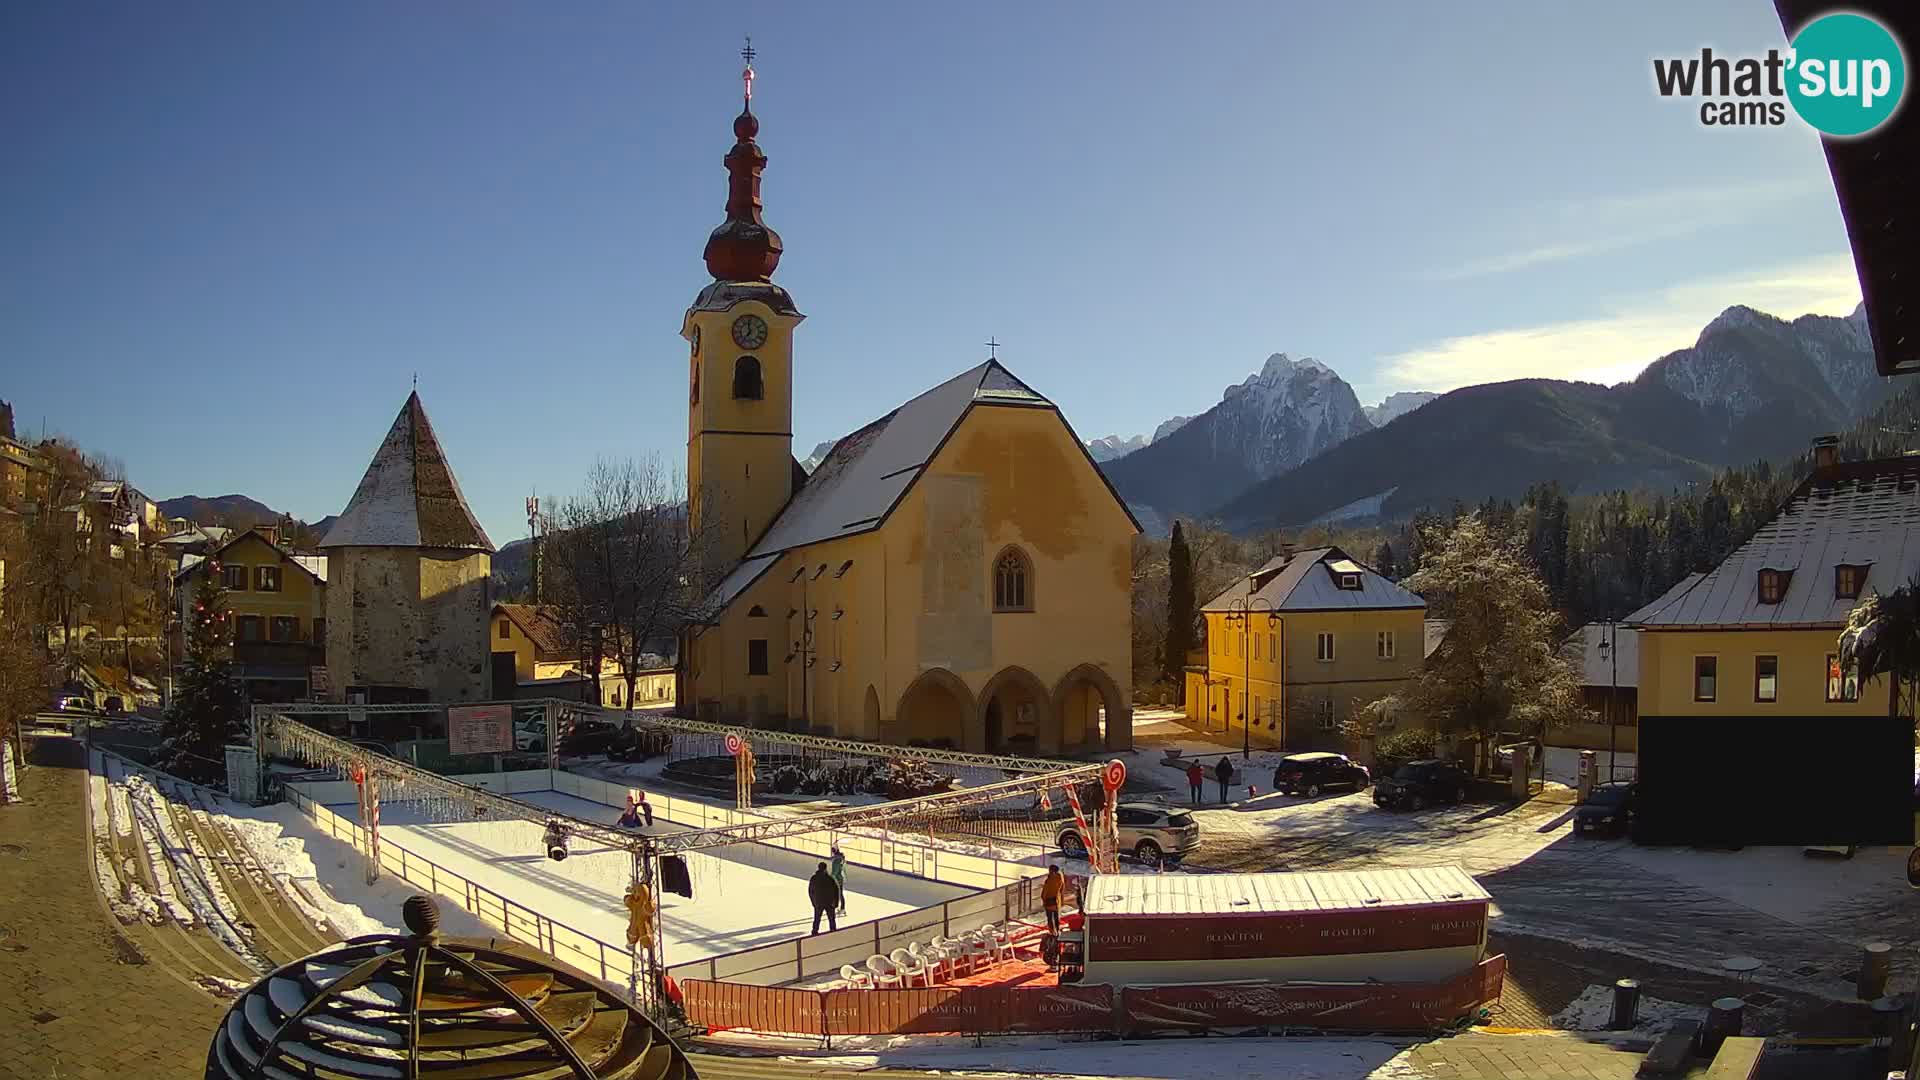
[1859, 942, 1893, 1000]
[1699, 997, 1744, 1056]
[1609, 978, 1640, 1030]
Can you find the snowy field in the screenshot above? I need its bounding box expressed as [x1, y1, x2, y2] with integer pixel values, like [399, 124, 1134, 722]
[327, 790, 969, 966]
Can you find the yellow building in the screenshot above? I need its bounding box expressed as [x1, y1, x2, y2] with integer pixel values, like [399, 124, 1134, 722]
[1631, 444, 1903, 720]
[1188, 547, 1427, 751]
[175, 527, 329, 701]
[490, 603, 674, 708]
[677, 62, 1139, 753]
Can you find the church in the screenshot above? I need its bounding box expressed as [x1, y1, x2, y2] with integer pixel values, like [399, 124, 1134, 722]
[677, 51, 1139, 754]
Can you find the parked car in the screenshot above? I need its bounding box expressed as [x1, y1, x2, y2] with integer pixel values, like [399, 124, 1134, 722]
[102, 696, 124, 715]
[1572, 781, 1636, 838]
[608, 726, 670, 763]
[57, 695, 93, 713]
[558, 719, 622, 756]
[1274, 752, 1370, 797]
[1057, 802, 1200, 864]
[514, 722, 546, 753]
[1372, 759, 1472, 811]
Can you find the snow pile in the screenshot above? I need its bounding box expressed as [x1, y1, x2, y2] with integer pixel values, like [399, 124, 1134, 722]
[127, 773, 269, 969]
[120, 774, 197, 926]
[107, 778, 134, 838]
[1551, 983, 1703, 1034]
[194, 975, 251, 999]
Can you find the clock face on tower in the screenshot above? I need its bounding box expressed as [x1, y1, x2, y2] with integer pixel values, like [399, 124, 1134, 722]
[731, 314, 769, 350]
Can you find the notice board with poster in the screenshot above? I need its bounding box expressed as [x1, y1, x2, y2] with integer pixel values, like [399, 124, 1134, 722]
[448, 704, 513, 756]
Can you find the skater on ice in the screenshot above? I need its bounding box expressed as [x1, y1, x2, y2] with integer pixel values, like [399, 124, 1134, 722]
[636, 790, 653, 827]
[617, 797, 644, 830]
[829, 844, 847, 914]
[808, 861, 841, 935]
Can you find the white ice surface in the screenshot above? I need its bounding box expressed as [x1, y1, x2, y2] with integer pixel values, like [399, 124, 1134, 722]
[329, 790, 969, 967]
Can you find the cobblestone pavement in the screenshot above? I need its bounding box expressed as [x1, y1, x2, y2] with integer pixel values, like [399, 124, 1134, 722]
[0, 734, 225, 1080]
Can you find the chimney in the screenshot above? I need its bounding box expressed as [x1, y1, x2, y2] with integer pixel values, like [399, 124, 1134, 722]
[1811, 435, 1840, 470]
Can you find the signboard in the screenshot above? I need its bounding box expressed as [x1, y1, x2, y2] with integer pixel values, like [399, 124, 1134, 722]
[308, 666, 331, 696]
[448, 704, 514, 756]
[1087, 901, 1488, 963]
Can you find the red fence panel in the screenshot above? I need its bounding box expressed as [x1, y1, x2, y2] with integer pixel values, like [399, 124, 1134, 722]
[684, 980, 824, 1035]
[823, 984, 1115, 1036]
[1002, 985, 1114, 1034]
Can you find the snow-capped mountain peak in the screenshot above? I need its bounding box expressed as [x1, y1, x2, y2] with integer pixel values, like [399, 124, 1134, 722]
[1363, 391, 1438, 427]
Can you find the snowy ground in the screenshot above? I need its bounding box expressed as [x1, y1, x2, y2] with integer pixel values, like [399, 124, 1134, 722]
[710, 1031, 1427, 1079]
[328, 790, 969, 967]
[1549, 983, 1702, 1035]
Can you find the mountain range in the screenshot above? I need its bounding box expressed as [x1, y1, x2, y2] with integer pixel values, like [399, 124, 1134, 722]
[157, 493, 339, 541]
[1207, 303, 1885, 533]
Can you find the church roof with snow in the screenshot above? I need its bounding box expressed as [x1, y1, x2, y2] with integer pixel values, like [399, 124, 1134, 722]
[320, 392, 493, 552]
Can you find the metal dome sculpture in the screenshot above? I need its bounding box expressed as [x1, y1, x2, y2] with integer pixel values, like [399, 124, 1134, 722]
[206, 895, 696, 1080]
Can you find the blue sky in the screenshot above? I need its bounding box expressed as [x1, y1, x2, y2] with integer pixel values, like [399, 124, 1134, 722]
[1, 2, 1862, 545]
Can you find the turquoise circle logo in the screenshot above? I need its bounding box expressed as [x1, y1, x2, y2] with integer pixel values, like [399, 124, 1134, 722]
[1786, 12, 1907, 137]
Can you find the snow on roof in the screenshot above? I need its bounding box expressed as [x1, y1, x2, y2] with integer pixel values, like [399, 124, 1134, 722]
[1634, 457, 1920, 630]
[320, 392, 493, 552]
[1560, 623, 1638, 688]
[1203, 546, 1425, 613]
[744, 361, 1049, 558]
[1623, 573, 1705, 625]
[702, 553, 780, 615]
[1083, 865, 1488, 918]
[293, 555, 328, 583]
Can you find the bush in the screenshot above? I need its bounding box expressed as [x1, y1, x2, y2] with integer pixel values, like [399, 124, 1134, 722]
[1374, 729, 1438, 775]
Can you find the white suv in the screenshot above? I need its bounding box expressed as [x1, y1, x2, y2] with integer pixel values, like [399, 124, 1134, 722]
[1056, 802, 1201, 864]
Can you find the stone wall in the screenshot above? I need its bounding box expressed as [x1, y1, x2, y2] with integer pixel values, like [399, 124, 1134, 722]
[324, 547, 491, 702]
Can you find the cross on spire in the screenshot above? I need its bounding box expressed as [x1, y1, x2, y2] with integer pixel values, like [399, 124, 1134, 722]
[741, 35, 756, 103]
[985, 337, 1001, 360]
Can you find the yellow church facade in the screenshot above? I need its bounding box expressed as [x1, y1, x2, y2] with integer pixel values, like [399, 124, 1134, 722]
[676, 56, 1138, 754]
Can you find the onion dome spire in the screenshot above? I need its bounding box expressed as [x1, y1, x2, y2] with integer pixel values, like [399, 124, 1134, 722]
[703, 36, 784, 282]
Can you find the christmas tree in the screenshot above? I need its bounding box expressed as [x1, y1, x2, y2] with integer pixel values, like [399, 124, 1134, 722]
[158, 559, 247, 782]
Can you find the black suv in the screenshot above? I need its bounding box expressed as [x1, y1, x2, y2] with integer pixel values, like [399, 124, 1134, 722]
[558, 719, 622, 756]
[1573, 782, 1636, 838]
[1372, 759, 1472, 811]
[1274, 752, 1371, 797]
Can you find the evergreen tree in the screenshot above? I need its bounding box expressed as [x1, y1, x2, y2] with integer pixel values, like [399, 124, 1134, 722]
[158, 561, 247, 782]
[1372, 540, 1397, 582]
[1163, 521, 1195, 698]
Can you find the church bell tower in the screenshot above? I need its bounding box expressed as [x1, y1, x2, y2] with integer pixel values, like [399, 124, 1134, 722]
[684, 39, 804, 572]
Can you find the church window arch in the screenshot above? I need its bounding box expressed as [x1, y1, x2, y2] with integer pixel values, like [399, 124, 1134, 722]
[993, 546, 1034, 613]
[747, 605, 767, 618]
[732, 356, 763, 400]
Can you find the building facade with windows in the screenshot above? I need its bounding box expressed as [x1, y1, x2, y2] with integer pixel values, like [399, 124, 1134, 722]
[173, 527, 329, 702]
[1188, 547, 1427, 751]
[489, 602, 675, 708]
[1630, 442, 1910, 720]
[676, 66, 1139, 753]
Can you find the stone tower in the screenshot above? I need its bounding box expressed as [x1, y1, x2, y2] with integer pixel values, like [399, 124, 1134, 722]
[683, 43, 805, 572]
[320, 392, 494, 704]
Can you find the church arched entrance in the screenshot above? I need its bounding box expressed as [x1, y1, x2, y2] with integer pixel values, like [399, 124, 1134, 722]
[893, 669, 972, 750]
[1052, 663, 1131, 753]
[976, 667, 1052, 756]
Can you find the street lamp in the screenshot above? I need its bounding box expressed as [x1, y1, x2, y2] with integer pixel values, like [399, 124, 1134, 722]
[1225, 595, 1277, 761]
[1596, 617, 1619, 782]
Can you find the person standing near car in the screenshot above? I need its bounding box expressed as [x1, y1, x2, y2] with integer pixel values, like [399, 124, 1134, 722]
[1186, 760, 1204, 805]
[1041, 865, 1066, 936]
[1215, 756, 1234, 803]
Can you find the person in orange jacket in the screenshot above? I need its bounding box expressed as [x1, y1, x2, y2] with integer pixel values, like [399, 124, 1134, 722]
[1041, 864, 1066, 936]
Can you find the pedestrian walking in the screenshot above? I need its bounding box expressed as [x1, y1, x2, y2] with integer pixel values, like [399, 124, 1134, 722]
[1215, 755, 1234, 803]
[1041, 864, 1066, 936]
[637, 791, 653, 827]
[830, 844, 848, 914]
[808, 862, 840, 935]
[1186, 760, 1205, 805]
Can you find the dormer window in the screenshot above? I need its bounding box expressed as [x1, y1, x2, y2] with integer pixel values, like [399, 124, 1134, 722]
[1835, 564, 1868, 600]
[1757, 568, 1791, 605]
[1326, 558, 1366, 591]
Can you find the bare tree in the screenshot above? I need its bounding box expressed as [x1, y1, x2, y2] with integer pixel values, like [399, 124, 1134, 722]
[546, 457, 723, 715]
[0, 517, 54, 758]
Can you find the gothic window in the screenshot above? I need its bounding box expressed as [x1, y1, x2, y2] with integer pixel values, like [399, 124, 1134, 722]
[732, 356, 763, 400]
[993, 546, 1033, 612]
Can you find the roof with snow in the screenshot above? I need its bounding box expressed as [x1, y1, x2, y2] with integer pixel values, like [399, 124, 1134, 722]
[320, 392, 493, 552]
[1560, 623, 1638, 689]
[1083, 865, 1487, 917]
[1202, 546, 1426, 613]
[1631, 456, 1920, 630]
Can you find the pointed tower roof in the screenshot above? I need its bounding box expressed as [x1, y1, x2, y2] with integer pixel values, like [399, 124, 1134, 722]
[320, 392, 494, 551]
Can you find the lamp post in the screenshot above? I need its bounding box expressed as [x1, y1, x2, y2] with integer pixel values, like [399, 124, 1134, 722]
[1226, 595, 1276, 761]
[1597, 618, 1619, 782]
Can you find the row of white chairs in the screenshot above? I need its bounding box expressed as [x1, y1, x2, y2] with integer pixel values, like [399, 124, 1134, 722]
[839, 925, 1020, 989]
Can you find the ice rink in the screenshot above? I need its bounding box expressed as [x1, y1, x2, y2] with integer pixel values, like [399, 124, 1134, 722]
[329, 790, 968, 966]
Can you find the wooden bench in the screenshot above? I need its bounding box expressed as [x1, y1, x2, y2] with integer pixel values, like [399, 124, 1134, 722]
[1702, 1037, 1767, 1079]
[1636, 1019, 1701, 1077]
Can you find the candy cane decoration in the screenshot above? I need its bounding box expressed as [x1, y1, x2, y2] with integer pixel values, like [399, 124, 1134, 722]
[1064, 784, 1103, 871]
[366, 771, 382, 884]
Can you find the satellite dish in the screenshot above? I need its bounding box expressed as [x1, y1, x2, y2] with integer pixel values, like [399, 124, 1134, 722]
[1907, 848, 1920, 889]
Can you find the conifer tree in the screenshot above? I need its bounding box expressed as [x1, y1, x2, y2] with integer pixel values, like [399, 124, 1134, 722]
[1163, 521, 1195, 697]
[158, 560, 246, 782]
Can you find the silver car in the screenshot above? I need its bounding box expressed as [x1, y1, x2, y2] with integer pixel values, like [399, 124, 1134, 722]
[1056, 801, 1201, 864]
